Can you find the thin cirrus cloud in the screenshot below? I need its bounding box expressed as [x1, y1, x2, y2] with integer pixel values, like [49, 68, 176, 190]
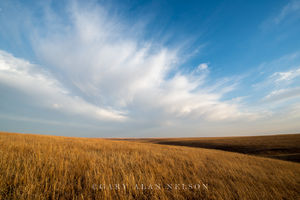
[1, 0, 299, 136]
[260, 0, 300, 31]
[272, 67, 300, 82]
[29, 1, 251, 123]
[261, 67, 300, 103]
[274, 0, 300, 24]
[0, 50, 127, 121]
[263, 87, 300, 103]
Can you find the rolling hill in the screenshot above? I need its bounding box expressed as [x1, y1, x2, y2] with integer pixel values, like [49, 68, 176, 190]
[0, 132, 299, 199]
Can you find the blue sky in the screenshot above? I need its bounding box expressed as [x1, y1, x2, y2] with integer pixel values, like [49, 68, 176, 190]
[0, 0, 300, 137]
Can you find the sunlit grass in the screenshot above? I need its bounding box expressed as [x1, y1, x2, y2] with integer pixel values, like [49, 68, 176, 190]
[0, 132, 299, 199]
[125, 134, 300, 162]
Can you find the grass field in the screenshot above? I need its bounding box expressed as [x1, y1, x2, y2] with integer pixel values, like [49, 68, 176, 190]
[0, 132, 299, 199]
[120, 134, 300, 163]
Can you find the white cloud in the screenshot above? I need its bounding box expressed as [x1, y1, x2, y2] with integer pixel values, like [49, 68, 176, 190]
[272, 67, 300, 82]
[263, 87, 300, 103]
[274, 0, 300, 24]
[260, 0, 300, 31]
[1, 0, 280, 137]
[29, 1, 253, 124]
[0, 50, 126, 121]
[196, 63, 208, 71]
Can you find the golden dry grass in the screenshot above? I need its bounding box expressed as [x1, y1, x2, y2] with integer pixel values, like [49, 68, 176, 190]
[0, 132, 299, 199]
[121, 134, 300, 162]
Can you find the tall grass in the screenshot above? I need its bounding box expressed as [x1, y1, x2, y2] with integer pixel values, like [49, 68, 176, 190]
[126, 134, 300, 162]
[0, 132, 299, 199]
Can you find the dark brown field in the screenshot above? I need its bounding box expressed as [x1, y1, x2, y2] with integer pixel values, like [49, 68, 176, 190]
[118, 134, 300, 162]
[0, 132, 299, 199]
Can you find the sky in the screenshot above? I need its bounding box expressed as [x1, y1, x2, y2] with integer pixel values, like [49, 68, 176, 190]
[0, 0, 300, 137]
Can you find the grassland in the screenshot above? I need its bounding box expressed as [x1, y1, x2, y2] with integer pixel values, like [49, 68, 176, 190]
[121, 134, 300, 163]
[0, 132, 299, 199]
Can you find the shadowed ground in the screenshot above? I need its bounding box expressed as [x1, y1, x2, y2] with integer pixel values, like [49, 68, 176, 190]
[115, 134, 300, 163]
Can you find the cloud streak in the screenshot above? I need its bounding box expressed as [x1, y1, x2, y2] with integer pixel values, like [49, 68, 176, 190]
[0, 50, 126, 121]
[274, 0, 300, 24]
[30, 1, 253, 124]
[272, 67, 300, 82]
[263, 87, 300, 103]
[0, 0, 299, 136]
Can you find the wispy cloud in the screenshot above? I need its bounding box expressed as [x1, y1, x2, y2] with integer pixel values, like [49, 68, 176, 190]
[252, 52, 300, 89]
[1, 0, 299, 136]
[0, 50, 126, 121]
[272, 67, 300, 82]
[29, 1, 253, 124]
[261, 0, 300, 31]
[249, 55, 300, 105]
[196, 63, 209, 71]
[274, 0, 300, 24]
[263, 87, 300, 103]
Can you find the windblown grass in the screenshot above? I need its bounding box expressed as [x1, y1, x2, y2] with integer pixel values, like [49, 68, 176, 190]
[0, 132, 299, 199]
[122, 134, 300, 162]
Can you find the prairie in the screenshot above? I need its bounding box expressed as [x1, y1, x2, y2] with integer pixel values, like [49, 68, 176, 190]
[0, 132, 299, 199]
[120, 134, 300, 162]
